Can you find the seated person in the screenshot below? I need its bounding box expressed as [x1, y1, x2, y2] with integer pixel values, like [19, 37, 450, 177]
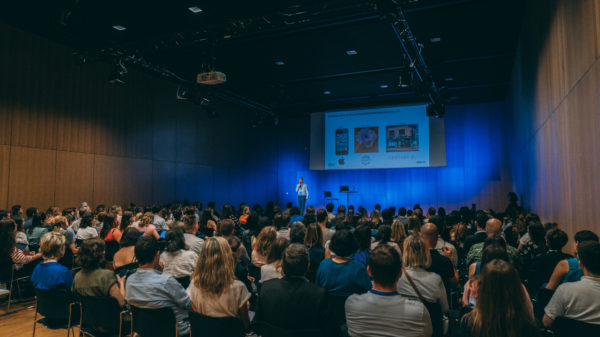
[346, 245, 432, 337]
[182, 215, 204, 255]
[113, 227, 139, 271]
[526, 229, 572, 294]
[228, 236, 253, 291]
[0, 219, 42, 270]
[73, 238, 126, 306]
[261, 237, 289, 283]
[75, 212, 98, 241]
[289, 222, 306, 244]
[27, 214, 48, 248]
[397, 235, 448, 315]
[31, 232, 72, 292]
[305, 223, 326, 281]
[316, 229, 371, 296]
[546, 230, 599, 290]
[125, 236, 192, 335]
[257, 243, 327, 333]
[160, 229, 198, 280]
[251, 226, 277, 267]
[187, 237, 251, 329]
[544, 241, 600, 327]
[136, 212, 160, 240]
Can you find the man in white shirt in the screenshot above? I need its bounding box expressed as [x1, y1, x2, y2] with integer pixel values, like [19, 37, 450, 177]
[182, 215, 204, 255]
[295, 177, 309, 215]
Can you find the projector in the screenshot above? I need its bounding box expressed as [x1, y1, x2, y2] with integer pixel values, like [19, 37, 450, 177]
[196, 71, 227, 85]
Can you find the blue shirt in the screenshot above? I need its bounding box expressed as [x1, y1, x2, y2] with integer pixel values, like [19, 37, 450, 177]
[296, 183, 309, 197]
[31, 261, 73, 291]
[316, 258, 371, 296]
[125, 268, 192, 335]
[290, 214, 304, 224]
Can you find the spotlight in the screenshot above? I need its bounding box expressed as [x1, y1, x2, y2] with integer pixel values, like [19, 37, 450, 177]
[108, 59, 128, 84]
[426, 103, 445, 119]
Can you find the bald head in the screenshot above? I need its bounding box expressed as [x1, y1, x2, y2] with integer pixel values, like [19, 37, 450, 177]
[485, 218, 502, 237]
[420, 223, 439, 248]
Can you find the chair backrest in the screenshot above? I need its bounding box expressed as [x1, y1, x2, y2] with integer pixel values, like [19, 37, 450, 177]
[80, 296, 122, 333]
[175, 276, 190, 289]
[189, 311, 245, 337]
[104, 240, 120, 262]
[35, 288, 73, 320]
[422, 301, 443, 337]
[325, 293, 349, 337]
[259, 320, 323, 337]
[553, 316, 600, 337]
[130, 305, 177, 337]
[533, 288, 555, 322]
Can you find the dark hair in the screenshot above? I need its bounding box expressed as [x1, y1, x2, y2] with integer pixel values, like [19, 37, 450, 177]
[289, 222, 306, 244]
[11, 205, 21, 215]
[483, 235, 507, 250]
[574, 230, 599, 244]
[135, 236, 160, 265]
[528, 222, 546, 249]
[165, 229, 186, 252]
[27, 214, 44, 234]
[99, 213, 116, 239]
[316, 209, 328, 223]
[282, 243, 309, 277]
[183, 215, 197, 231]
[427, 207, 436, 216]
[77, 238, 105, 270]
[376, 224, 392, 243]
[578, 241, 600, 274]
[289, 207, 301, 216]
[304, 223, 323, 248]
[546, 229, 568, 250]
[267, 237, 289, 264]
[26, 207, 38, 218]
[329, 229, 358, 257]
[326, 203, 334, 212]
[221, 204, 235, 219]
[273, 213, 290, 230]
[481, 243, 510, 266]
[228, 236, 241, 253]
[120, 211, 134, 231]
[120, 227, 140, 248]
[354, 225, 372, 250]
[337, 205, 346, 215]
[199, 208, 213, 228]
[79, 211, 94, 229]
[369, 245, 402, 287]
[407, 215, 421, 232]
[476, 211, 490, 229]
[219, 219, 235, 236]
[398, 207, 407, 217]
[0, 219, 16, 266]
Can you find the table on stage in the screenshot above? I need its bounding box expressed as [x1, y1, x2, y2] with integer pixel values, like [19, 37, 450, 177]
[340, 190, 358, 208]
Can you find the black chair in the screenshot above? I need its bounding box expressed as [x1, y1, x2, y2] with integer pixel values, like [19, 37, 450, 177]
[174, 276, 190, 289]
[553, 316, 600, 337]
[189, 311, 245, 337]
[324, 293, 349, 337]
[130, 305, 178, 337]
[533, 288, 555, 323]
[104, 241, 120, 262]
[33, 288, 79, 337]
[422, 301, 443, 337]
[80, 296, 127, 337]
[258, 320, 323, 337]
[113, 262, 138, 278]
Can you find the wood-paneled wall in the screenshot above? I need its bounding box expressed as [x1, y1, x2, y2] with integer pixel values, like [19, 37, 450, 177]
[509, 0, 600, 239]
[0, 23, 279, 210]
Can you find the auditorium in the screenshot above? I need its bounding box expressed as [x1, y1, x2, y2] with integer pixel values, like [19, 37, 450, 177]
[1, 0, 600, 336]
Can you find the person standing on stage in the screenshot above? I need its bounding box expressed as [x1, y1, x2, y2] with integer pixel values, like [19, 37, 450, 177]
[296, 177, 309, 215]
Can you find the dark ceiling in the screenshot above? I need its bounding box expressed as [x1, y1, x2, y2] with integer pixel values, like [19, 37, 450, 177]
[1, 0, 523, 115]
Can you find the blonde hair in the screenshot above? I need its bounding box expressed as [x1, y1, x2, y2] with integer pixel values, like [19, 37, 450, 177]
[192, 237, 235, 295]
[242, 206, 250, 216]
[255, 226, 277, 256]
[391, 220, 407, 243]
[40, 232, 66, 259]
[53, 216, 68, 229]
[403, 235, 431, 268]
[139, 212, 154, 228]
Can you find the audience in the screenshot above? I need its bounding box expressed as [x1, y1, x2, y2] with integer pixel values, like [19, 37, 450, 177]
[545, 230, 599, 290]
[126, 236, 192, 335]
[182, 214, 204, 255]
[289, 222, 306, 244]
[346, 245, 432, 337]
[187, 237, 251, 328]
[31, 232, 72, 292]
[305, 223, 326, 281]
[261, 237, 289, 283]
[160, 229, 198, 282]
[112, 227, 139, 270]
[27, 214, 48, 247]
[257, 243, 327, 333]
[252, 226, 277, 267]
[76, 212, 98, 240]
[420, 223, 458, 291]
[137, 212, 160, 240]
[371, 224, 403, 256]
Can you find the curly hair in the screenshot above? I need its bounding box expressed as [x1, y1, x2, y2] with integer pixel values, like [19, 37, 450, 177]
[40, 232, 66, 259]
[77, 238, 106, 271]
[192, 237, 235, 295]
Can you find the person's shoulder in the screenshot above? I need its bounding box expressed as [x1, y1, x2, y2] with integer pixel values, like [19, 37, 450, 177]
[345, 292, 369, 307]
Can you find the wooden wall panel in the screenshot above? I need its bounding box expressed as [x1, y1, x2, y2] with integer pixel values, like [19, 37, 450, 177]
[0, 145, 10, 209]
[8, 146, 56, 208]
[122, 157, 153, 206]
[93, 155, 127, 206]
[54, 151, 94, 209]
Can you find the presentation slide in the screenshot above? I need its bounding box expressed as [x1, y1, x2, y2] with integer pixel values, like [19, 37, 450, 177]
[310, 104, 446, 170]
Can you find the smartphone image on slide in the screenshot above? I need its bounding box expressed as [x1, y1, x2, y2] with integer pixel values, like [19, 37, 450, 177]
[386, 124, 419, 152]
[335, 128, 349, 155]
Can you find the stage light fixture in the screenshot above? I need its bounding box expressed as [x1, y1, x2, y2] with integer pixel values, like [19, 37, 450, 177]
[188, 6, 203, 13]
[430, 37, 441, 43]
[444, 77, 453, 81]
[345, 50, 358, 55]
[426, 102, 445, 119]
[108, 59, 128, 84]
[112, 25, 127, 31]
[274, 61, 285, 66]
[323, 90, 331, 95]
[380, 84, 389, 89]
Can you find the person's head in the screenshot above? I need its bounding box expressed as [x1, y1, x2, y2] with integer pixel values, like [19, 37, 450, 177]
[427, 207, 436, 217]
[193, 237, 235, 295]
[574, 230, 599, 246]
[481, 243, 510, 266]
[467, 259, 537, 337]
[219, 219, 235, 237]
[53, 215, 68, 230]
[120, 227, 140, 248]
[289, 222, 306, 244]
[40, 232, 66, 260]
[546, 229, 568, 251]
[337, 205, 346, 215]
[298, 177, 303, 184]
[273, 213, 291, 230]
[528, 222, 546, 246]
[221, 204, 235, 219]
[165, 228, 186, 252]
[289, 207, 301, 216]
[304, 223, 323, 248]
[507, 191, 518, 203]
[326, 203, 334, 213]
[329, 229, 358, 258]
[419, 222, 438, 248]
[267, 237, 290, 264]
[79, 211, 94, 229]
[255, 226, 277, 256]
[139, 212, 154, 228]
[485, 218, 502, 237]
[227, 236, 242, 258]
[578, 241, 600, 276]
[26, 207, 38, 219]
[407, 215, 421, 233]
[391, 220, 407, 243]
[376, 224, 392, 243]
[450, 222, 468, 242]
[475, 211, 489, 230]
[398, 207, 407, 217]
[11, 205, 22, 217]
[370, 210, 381, 225]
[77, 238, 105, 271]
[120, 211, 134, 231]
[282, 243, 310, 277]
[183, 214, 198, 233]
[316, 209, 328, 224]
[135, 236, 160, 266]
[403, 235, 431, 268]
[99, 213, 116, 239]
[368, 244, 402, 288]
[354, 225, 371, 250]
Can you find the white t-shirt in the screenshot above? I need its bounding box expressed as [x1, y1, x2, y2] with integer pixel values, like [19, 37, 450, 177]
[76, 227, 98, 240]
[186, 280, 251, 318]
[397, 267, 449, 313]
[160, 250, 198, 279]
